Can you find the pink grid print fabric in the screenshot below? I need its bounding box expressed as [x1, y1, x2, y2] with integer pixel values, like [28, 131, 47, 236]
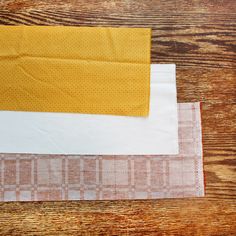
[0, 103, 204, 201]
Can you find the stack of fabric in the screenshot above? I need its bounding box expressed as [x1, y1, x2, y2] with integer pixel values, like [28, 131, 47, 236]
[0, 26, 204, 201]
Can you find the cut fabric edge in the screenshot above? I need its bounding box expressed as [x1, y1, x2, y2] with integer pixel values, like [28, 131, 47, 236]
[200, 102, 205, 197]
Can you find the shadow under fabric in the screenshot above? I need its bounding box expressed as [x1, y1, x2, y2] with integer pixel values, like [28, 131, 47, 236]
[0, 26, 151, 116]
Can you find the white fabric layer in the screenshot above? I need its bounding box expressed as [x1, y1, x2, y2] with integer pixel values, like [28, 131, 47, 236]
[0, 64, 178, 155]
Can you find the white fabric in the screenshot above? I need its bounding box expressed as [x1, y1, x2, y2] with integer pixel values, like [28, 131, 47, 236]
[0, 64, 178, 155]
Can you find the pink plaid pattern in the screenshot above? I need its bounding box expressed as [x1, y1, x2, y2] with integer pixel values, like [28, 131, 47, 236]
[0, 103, 204, 201]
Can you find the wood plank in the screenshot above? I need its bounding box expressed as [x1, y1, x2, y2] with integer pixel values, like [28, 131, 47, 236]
[0, 0, 235, 235]
[0, 199, 235, 235]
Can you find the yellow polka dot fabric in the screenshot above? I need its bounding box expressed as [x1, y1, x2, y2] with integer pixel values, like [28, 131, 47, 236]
[0, 26, 151, 116]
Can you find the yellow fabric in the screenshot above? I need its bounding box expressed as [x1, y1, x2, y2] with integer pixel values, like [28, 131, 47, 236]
[0, 26, 151, 116]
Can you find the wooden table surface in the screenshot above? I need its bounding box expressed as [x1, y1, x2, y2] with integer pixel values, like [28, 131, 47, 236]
[0, 0, 235, 235]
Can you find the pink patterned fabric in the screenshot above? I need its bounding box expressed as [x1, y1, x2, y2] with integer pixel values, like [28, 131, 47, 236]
[0, 103, 204, 201]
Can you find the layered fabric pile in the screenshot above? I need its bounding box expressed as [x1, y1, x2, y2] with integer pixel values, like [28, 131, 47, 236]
[0, 26, 204, 201]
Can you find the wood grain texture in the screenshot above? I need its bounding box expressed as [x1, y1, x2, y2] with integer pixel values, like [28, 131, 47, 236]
[0, 0, 235, 235]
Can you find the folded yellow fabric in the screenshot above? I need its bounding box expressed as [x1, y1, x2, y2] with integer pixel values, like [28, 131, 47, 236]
[0, 26, 151, 116]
